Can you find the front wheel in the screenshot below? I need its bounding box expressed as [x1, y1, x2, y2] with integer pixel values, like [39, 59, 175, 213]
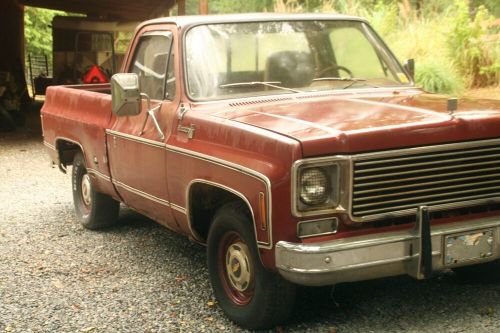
[207, 202, 296, 330]
[72, 152, 119, 229]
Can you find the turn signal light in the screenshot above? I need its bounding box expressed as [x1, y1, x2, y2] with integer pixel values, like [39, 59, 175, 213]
[297, 218, 338, 238]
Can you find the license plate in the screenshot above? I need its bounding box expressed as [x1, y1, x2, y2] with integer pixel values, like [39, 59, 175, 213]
[444, 229, 494, 266]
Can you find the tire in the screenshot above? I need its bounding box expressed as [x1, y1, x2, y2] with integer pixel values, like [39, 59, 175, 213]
[207, 202, 296, 330]
[72, 151, 119, 229]
[453, 259, 500, 283]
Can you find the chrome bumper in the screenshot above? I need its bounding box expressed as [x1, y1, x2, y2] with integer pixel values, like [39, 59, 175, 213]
[275, 215, 500, 286]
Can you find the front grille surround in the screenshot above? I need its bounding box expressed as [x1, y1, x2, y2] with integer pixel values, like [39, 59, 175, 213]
[350, 138, 500, 222]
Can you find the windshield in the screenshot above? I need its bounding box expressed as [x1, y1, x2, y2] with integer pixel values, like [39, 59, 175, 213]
[185, 20, 410, 101]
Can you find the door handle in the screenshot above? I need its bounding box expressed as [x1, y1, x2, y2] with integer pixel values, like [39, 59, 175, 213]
[177, 124, 196, 139]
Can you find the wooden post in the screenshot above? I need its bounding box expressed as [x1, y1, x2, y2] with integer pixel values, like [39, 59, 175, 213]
[178, 0, 186, 16]
[0, 0, 29, 107]
[0, 0, 24, 69]
[199, 0, 208, 15]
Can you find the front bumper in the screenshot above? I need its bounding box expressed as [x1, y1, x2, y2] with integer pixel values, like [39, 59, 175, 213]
[275, 214, 500, 286]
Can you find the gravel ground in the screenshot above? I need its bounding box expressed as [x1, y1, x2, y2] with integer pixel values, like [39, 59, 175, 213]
[1, 111, 500, 333]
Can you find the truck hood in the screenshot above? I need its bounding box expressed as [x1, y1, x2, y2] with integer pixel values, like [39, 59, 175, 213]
[212, 89, 500, 156]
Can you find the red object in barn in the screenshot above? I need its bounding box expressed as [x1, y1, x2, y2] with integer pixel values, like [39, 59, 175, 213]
[82, 65, 108, 84]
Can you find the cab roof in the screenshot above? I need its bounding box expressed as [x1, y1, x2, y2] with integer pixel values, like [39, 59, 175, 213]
[138, 13, 366, 31]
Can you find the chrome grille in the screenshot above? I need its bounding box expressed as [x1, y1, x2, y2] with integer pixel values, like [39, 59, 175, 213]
[351, 139, 500, 220]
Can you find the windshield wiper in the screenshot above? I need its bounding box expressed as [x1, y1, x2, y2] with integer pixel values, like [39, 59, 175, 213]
[312, 77, 379, 89]
[219, 81, 302, 93]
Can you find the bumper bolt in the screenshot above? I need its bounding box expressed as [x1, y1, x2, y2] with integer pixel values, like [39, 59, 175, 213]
[324, 256, 331, 264]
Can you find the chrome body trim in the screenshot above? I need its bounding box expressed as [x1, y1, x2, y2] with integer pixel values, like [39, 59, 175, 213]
[169, 147, 273, 249]
[292, 138, 500, 222]
[105, 129, 167, 148]
[275, 215, 500, 286]
[291, 156, 351, 217]
[354, 137, 500, 161]
[53, 137, 87, 173]
[170, 203, 187, 214]
[112, 179, 171, 207]
[87, 168, 111, 182]
[187, 179, 268, 252]
[105, 129, 273, 249]
[351, 138, 500, 221]
[54, 136, 86, 157]
[353, 170, 500, 194]
[43, 141, 56, 151]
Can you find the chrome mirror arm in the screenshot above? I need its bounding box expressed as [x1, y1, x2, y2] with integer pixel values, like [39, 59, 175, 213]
[138, 93, 165, 141]
[148, 107, 164, 140]
[141, 93, 151, 110]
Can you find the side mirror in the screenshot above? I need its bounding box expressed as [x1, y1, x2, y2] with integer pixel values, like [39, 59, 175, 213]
[111, 73, 141, 116]
[403, 59, 415, 81]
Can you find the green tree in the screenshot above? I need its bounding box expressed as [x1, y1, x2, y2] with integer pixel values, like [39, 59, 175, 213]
[210, 0, 274, 13]
[24, 7, 68, 61]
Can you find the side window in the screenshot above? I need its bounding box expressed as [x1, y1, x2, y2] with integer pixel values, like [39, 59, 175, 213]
[165, 45, 176, 99]
[129, 32, 174, 100]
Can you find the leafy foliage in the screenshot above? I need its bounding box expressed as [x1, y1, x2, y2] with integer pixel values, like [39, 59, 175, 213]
[447, 1, 499, 87]
[415, 60, 463, 93]
[24, 7, 68, 61]
[273, 0, 499, 93]
[210, 0, 274, 13]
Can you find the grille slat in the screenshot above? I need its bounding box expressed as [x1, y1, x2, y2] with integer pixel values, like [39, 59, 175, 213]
[353, 166, 500, 189]
[355, 172, 500, 195]
[351, 140, 500, 219]
[354, 183, 500, 207]
[355, 146, 500, 167]
[355, 159, 499, 181]
[354, 192, 500, 216]
[354, 152, 500, 174]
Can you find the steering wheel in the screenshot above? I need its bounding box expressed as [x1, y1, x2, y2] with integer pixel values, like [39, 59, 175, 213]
[317, 65, 353, 78]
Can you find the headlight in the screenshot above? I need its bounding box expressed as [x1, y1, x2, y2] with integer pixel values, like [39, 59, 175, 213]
[299, 168, 330, 205]
[296, 164, 339, 212]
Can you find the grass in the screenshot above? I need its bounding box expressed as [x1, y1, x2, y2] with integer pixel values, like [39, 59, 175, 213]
[274, 0, 500, 95]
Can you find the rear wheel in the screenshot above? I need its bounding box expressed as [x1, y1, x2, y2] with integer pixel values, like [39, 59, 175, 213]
[72, 152, 119, 229]
[207, 202, 296, 329]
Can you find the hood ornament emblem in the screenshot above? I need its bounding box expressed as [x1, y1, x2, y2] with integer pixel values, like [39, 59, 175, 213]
[447, 98, 458, 116]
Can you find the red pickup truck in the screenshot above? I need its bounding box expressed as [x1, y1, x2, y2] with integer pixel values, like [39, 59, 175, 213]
[42, 13, 500, 329]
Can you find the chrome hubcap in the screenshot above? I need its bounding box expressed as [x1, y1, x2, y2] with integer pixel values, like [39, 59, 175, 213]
[81, 174, 92, 207]
[225, 242, 252, 292]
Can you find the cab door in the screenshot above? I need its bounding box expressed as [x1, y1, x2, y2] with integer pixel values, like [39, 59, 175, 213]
[106, 30, 179, 229]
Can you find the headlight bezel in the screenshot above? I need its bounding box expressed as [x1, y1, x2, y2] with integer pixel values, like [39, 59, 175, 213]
[292, 156, 350, 217]
[299, 167, 332, 206]
[298, 163, 339, 210]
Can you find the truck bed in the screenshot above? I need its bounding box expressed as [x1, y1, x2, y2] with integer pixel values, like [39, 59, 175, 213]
[41, 83, 117, 195]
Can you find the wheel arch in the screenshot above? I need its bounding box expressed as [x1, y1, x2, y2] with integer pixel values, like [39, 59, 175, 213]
[55, 137, 85, 171]
[187, 179, 258, 246]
